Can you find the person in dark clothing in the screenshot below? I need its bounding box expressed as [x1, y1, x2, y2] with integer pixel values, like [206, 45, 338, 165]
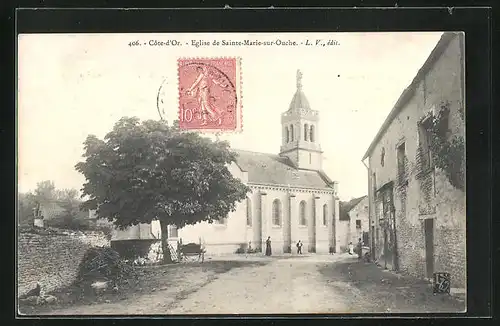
[357, 238, 363, 259]
[296, 240, 303, 254]
[265, 236, 272, 256]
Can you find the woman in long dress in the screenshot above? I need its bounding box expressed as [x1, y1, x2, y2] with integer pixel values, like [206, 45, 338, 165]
[265, 236, 272, 256]
[186, 66, 226, 126]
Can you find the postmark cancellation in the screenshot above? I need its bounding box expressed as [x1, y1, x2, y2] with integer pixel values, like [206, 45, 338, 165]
[177, 57, 242, 132]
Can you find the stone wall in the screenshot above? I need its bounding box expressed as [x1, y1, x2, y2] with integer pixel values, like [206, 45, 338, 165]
[17, 229, 110, 296]
[367, 33, 466, 288]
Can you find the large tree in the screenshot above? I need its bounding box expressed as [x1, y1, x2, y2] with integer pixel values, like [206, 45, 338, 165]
[75, 117, 250, 262]
[33, 180, 56, 202]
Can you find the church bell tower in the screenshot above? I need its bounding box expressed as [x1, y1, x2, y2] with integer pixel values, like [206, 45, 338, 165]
[279, 70, 323, 170]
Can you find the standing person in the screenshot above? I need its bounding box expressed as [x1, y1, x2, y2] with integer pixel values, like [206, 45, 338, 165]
[296, 240, 303, 254]
[265, 236, 272, 256]
[357, 238, 363, 260]
[348, 242, 354, 255]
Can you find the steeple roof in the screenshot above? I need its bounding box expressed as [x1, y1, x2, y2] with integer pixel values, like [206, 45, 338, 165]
[288, 70, 311, 112]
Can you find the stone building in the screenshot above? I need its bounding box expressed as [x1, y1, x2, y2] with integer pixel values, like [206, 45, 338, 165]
[155, 70, 342, 255]
[337, 196, 369, 252]
[361, 32, 466, 288]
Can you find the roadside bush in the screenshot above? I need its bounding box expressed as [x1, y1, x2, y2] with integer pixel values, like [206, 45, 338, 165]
[111, 239, 157, 260]
[235, 243, 247, 254]
[235, 243, 259, 254]
[76, 247, 135, 285]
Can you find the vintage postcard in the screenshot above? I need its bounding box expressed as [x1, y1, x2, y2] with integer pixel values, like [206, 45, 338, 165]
[17, 32, 466, 315]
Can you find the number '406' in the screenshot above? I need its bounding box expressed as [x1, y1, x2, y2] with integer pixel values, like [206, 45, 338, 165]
[128, 40, 140, 47]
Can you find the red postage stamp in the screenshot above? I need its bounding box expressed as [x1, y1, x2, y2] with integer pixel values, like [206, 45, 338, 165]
[178, 58, 242, 132]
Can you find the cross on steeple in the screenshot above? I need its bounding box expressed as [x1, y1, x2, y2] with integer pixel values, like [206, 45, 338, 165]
[296, 69, 303, 90]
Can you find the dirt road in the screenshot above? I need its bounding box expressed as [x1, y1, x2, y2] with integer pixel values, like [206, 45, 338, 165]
[27, 254, 464, 315]
[167, 255, 350, 314]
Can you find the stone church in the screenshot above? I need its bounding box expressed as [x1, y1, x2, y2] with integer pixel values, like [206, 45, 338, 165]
[164, 70, 342, 255]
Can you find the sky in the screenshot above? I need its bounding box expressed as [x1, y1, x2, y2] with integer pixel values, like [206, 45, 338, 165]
[17, 32, 443, 201]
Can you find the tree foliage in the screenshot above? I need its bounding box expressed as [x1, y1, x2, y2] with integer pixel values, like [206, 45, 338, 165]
[33, 180, 56, 202]
[18, 180, 85, 229]
[18, 192, 37, 226]
[424, 102, 465, 191]
[75, 117, 250, 231]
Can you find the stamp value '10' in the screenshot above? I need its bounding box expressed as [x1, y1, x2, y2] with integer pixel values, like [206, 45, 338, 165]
[178, 58, 242, 132]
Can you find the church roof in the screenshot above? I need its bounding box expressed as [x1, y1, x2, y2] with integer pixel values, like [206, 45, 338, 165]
[233, 149, 334, 190]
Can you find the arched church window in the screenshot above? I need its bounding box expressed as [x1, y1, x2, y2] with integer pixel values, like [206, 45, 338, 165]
[304, 124, 309, 141]
[246, 198, 252, 227]
[299, 201, 307, 226]
[323, 204, 328, 226]
[290, 124, 294, 141]
[310, 125, 315, 142]
[272, 199, 282, 226]
[285, 127, 290, 143]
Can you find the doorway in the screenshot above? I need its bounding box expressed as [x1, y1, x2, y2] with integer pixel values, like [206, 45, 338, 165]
[383, 228, 389, 269]
[363, 231, 369, 246]
[424, 218, 434, 278]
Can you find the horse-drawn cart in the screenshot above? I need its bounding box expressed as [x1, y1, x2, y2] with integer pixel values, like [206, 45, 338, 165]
[178, 242, 205, 263]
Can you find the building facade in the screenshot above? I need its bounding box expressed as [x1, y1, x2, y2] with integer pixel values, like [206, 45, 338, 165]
[337, 196, 369, 252]
[362, 32, 466, 288]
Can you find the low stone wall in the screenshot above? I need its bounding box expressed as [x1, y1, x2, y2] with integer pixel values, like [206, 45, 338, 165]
[17, 228, 110, 296]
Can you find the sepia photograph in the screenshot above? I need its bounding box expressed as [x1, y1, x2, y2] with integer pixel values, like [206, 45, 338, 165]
[17, 31, 466, 315]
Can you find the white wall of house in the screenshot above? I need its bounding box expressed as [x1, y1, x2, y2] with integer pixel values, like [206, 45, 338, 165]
[336, 197, 369, 251]
[349, 197, 370, 244]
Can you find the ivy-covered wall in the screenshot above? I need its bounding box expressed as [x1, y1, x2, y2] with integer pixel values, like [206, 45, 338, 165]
[367, 33, 466, 288]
